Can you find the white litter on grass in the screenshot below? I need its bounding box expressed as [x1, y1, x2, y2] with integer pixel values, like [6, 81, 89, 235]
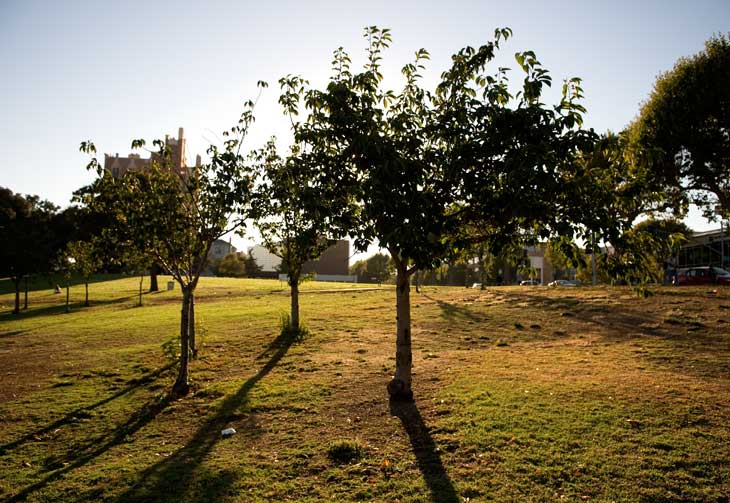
[221, 428, 236, 437]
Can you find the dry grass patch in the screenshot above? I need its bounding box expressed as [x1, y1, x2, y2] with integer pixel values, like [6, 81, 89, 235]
[0, 278, 728, 501]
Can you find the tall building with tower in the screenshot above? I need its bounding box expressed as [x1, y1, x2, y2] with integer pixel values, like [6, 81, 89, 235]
[103, 127, 200, 179]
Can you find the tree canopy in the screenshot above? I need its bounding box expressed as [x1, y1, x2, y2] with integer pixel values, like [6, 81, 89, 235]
[0, 187, 59, 313]
[78, 92, 261, 395]
[252, 76, 355, 331]
[628, 34, 730, 219]
[296, 27, 598, 399]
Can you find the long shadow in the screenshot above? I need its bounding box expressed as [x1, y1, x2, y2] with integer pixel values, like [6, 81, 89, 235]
[499, 289, 730, 379]
[389, 398, 459, 503]
[0, 329, 27, 338]
[0, 364, 174, 455]
[6, 393, 173, 503]
[0, 274, 123, 296]
[114, 329, 301, 502]
[0, 295, 137, 323]
[499, 289, 669, 339]
[422, 294, 483, 323]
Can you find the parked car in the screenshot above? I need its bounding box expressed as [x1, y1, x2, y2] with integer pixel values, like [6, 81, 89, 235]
[675, 266, 730, 286]
[519, 279, 540, 286]
[548, 279, 579, 287]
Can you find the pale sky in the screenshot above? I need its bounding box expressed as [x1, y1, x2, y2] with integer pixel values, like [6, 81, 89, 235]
[2, 0, 729, 259]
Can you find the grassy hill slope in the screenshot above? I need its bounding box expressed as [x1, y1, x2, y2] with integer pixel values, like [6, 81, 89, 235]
[1, 276, 728, 502]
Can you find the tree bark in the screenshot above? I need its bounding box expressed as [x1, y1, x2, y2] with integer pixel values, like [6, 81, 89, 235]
[290, 275, 300, 331]
[189, 290, 197, 358]
[479, 247, 486, 289]
[173, 286, 191, 396]
[388, 263, 413, 401]
[23, 276, 29, 310]
[149, 264, 159, 292]
[12, 277, 21, 314]
[84, 280, 89, 307]
[138, 274, 144, 307]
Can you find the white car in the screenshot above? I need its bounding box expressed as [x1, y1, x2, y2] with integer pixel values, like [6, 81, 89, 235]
[548, 279, 579, 287]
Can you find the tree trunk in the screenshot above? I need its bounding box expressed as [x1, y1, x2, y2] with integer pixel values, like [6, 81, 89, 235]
[388, 263, 413, 401]
[189, 290, 197, 358]
[149, 264, 159, 292]
[479, 247, 486, 289]
[23, 276, 29, 310]
[138, 274, 144, 307]
[84, 280, 89, 307]
[290, 276, 300, 331]
[173, 286, 191, 396]
[12, 277, 21, 314]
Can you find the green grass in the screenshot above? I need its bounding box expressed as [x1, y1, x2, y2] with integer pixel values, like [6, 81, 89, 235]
[1, 276, 729, 502]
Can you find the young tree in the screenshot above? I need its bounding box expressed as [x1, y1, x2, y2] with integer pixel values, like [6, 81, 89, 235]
[628, 34, 730, 219]
[215, 252, 247, 277]
[120, 246, 154, 307]
[253, 76, 353, 331]
[350, 252, 392, 283]
[242, 251, 262, 277]
[299, 27, 594, 399]
[65, 240, 103, 307]
[79, 90, 261, 395]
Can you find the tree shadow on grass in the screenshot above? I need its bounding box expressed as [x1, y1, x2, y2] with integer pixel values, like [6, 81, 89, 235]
[422, 294, 483, 324]
[113, 329, 301, 502]
[5, 393, 173, 503]
[0, 329, 27, 338]
[0, 295, 137, 323]
[389, 398, 459, 503]
[0, 364, 175, 456]
[500, 289, 730, 379]
[0, 274, 121, 296]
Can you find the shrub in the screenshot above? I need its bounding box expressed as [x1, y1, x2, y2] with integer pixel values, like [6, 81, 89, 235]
[327, 440, 365, 464]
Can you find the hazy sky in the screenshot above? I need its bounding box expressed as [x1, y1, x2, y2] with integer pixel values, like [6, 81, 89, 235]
[2, 0, 729, 255]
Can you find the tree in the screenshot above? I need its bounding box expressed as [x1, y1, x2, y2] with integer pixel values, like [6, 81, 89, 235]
[253, 139, 336, 331]
[349, 253, 392, 283]
[613, 218, 691, 284]
[299, 27, 594, 399]
[215, 252, 246, 277]
[629, 34, 730, 219]
[0, 187, 58, 314]
[253, 76, 353, 332]
[79, 90, 261, 395]
[65, 240, 103, 307]
[121, 246, 154, 307]
[241, 251, 262, 277]
[567, 133, 690, 287]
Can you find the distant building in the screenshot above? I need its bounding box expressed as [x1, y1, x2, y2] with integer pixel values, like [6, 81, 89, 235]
[251, 240, 355, 282]
[303, 240, 350, 276]
[249, 244, 282, 273]
[674, 228, 730, 269]
[104, 127, 201, 180]
[209, 239, 237, 263]
[201, 239, 237, 276]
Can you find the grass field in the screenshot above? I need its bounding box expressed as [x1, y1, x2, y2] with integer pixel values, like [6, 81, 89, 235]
[0, 276, 729, 502]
